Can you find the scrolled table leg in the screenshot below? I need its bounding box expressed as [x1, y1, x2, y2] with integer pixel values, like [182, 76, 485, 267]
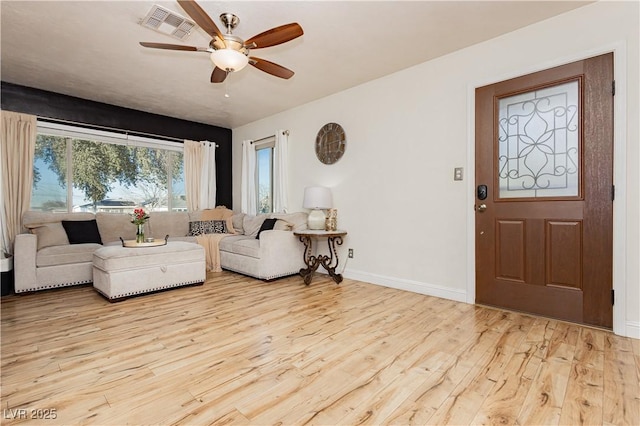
[321, 236, 344, 284]
[298, 236, 321, 285]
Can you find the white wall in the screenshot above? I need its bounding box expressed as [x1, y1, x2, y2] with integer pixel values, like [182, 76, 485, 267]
[233, 1, 639, 338]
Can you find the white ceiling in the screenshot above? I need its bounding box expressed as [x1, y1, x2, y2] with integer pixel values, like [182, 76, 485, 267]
[1, 1, 591, 129]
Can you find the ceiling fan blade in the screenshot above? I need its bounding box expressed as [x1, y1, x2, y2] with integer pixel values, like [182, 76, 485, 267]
[211, 67, 228, 83]
[139, 42, 199, 51]
[177, 0, 225, 44]
[249, 57, 295, 79]
[245, 23, 303, 49]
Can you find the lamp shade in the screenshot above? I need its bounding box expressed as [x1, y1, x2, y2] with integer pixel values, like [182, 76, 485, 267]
[303, 186, 333, 210]
[210, 49, 248, 72]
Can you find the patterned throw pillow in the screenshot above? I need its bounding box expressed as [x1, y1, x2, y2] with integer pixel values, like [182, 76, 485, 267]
[187, 220, 228, 236]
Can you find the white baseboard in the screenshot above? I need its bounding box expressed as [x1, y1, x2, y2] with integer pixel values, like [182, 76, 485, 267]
[626, 321, 640, 339]
[343, 268, 468, 303]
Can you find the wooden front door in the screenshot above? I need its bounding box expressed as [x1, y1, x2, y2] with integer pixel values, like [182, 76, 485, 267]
[475, 53, 614, 328]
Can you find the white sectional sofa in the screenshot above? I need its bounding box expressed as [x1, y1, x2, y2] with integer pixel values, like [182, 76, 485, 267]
[14, 210, 308, 293]
[219, 212, 308, 281]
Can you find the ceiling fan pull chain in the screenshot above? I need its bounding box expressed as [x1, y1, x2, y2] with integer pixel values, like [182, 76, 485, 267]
[224, 74, 230, 98]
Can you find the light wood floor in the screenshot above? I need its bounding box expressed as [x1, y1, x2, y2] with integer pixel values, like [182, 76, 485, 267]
[1, 272, 639, 425]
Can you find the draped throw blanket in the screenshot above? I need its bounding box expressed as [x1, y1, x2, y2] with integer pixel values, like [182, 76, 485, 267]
[195, 233, 227, 272]
[194, 207, 235, 272]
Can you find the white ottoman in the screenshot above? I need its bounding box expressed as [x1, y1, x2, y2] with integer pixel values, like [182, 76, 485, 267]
[93, 241, 206, 301]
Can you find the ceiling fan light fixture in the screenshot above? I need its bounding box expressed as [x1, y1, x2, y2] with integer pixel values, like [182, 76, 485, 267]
[210, 49, 248, 72]
[139, 2, 303, 83]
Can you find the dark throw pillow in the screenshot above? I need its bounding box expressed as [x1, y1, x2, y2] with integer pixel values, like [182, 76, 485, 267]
[256, 218, 278, 239]
[187, 220, 228, 236]
[61, 219, 103, 244]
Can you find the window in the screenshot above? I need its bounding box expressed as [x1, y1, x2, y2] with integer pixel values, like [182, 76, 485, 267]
[255, 139, 274, 214]
[31, 122, 185, 213]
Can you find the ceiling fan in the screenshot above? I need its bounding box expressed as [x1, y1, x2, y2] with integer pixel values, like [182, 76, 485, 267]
[139, 0, 303, 83]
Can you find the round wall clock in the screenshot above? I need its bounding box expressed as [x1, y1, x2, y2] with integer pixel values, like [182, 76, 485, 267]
[315, 122, 346, 165]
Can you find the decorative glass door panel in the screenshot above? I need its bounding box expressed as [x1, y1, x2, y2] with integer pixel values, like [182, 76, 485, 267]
[498, 80, 580, 199]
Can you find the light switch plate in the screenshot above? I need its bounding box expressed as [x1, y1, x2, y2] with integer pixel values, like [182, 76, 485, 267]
[454, 167, 464, 181]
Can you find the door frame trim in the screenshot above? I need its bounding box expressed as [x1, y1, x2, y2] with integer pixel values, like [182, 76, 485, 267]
[466, 41, 629, 337]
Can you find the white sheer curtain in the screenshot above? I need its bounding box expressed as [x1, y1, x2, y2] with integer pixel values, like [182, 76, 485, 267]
[184, 140, 201, 212]
[241, 140, 257, 215]
[273, 129, 289, 213]
[199, 141, 216, 209]
[1, 111, 37, 255]
[184, 140, 216, 211]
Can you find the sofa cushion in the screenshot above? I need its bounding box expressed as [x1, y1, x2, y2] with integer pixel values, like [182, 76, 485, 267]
[96, 213, 136, 243]
[219, 235, 244, 252]
[148, 211, 190, 239]
[226, 237, 260, 259]
[27, 222, 69, 250]
[36, 243, 102, 267]
[243, 214, 268, 237]
[22, 211, 95, 228]
[232, 213, 246, 235]
[256, 218, 278, 239]
[62, 219, 103, 244]
[188, 211, 202, 222]
[218, 235, 259, 257]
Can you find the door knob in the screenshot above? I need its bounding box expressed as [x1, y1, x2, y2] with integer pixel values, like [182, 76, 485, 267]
[476, 204, 487, 212]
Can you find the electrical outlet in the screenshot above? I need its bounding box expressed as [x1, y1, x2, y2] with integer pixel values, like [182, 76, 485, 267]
[454, 167, 464, 181]
[348, 248, 354, 258]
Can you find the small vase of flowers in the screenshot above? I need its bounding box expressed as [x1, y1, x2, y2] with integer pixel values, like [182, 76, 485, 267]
[131, 208, 150, 243]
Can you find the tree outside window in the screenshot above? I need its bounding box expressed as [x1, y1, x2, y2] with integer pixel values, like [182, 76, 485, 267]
[31, 133, 184, 213]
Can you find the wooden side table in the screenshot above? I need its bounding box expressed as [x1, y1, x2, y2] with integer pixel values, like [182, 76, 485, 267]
[293, 230, 347, 285]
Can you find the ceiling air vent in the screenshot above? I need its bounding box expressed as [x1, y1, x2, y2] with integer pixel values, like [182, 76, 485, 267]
[140, 4, 195, 41]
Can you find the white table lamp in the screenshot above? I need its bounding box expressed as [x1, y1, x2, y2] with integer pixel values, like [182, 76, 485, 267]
[303, 186, 333, 230]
